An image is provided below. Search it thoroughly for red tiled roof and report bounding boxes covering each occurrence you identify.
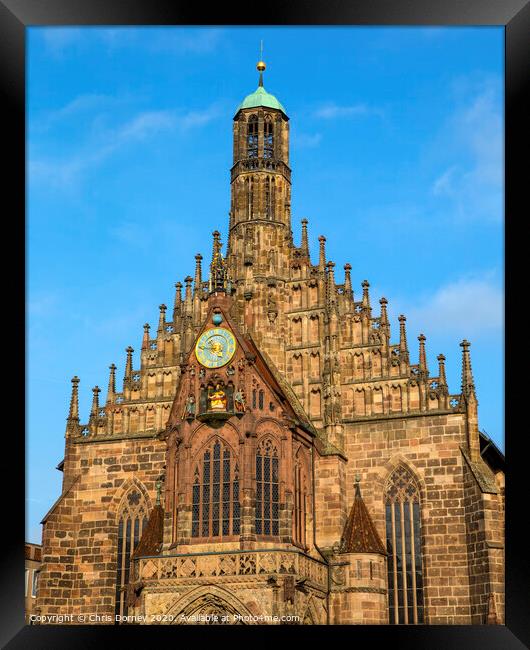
[340,482,386,555]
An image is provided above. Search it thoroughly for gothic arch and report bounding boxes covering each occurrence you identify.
[383,459,426,625]
[189,420,242,453]
[166,585,257,624]
[373,455,427,505]
[109,476,153,518]
[301,595,324,625]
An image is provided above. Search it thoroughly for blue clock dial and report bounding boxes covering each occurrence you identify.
[195,328,236,368]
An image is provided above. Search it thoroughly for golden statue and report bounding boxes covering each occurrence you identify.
[208,383,227,411]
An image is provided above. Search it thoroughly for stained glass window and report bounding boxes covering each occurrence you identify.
[115,489,149,621]
[385,465,424,624]
[191,439,240,539]
[256,439,280,536]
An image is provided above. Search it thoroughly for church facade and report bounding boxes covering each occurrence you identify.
[35,61,504,626]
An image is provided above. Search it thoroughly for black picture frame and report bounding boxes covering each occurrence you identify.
[4,1,528,647]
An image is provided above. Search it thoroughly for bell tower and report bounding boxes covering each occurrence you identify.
[227,58,292,280]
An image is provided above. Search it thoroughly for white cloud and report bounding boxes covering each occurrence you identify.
[41,27,83,57]
[29,105,219,190]
[314,102,384,119]
[430,79,503,222]
[393,272,503,341]
[292,132,322,148]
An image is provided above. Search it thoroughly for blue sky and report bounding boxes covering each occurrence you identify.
[27,26,504,544]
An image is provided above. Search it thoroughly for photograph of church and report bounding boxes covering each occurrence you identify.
[28,28,504,625]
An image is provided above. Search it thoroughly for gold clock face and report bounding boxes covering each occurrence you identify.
[195,327,236,368]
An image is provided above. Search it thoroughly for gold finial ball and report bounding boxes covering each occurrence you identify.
[257,60,266,72]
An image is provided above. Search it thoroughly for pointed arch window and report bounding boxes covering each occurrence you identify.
[247,115,258,159]
[385,465,424,624]
[192,439,240,539]
[256,438,280,536]
[293,451,308,548]
[115,489,149,620]
[264,117,274,159]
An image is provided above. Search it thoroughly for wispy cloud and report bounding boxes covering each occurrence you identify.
[39,26,224,57]
[34,93,137,132]
[393,271,503,341]
[29,105,220,190]
[430,79,503,223]
[314,102,384,119]
[27,291,60,317]
[41,27,84,57]
[292,132,322,148]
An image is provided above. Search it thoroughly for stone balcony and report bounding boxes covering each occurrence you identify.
[134,549,328,592]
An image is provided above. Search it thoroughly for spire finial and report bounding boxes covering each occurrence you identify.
[155,476,163,506]
[398,315,409,363]
[418,333,428,374]
[194,253,203,292]
[67,376,80,422]
[361,279,371,312]
[124,346,134,382]
[90,385,101,418]
[344,264,353,301]
[318,235,326,272]
[300,218,309,256]
[157,304,167,333]
[354,472,362,497]
[437,353,447,387]
[257,41,266,87]
[107,364,116,403]
[460,339,476,398]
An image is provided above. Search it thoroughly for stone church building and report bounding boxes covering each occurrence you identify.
[35,61,504,625]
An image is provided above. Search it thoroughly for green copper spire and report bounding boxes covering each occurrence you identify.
[235,56,287,116]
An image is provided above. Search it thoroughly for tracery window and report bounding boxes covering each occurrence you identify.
[115,489,149,620]
[385,465,424,624]
[247,116,258,159]
[192,439,240,539]
[264,117,274,159]
[255,439,280,536]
